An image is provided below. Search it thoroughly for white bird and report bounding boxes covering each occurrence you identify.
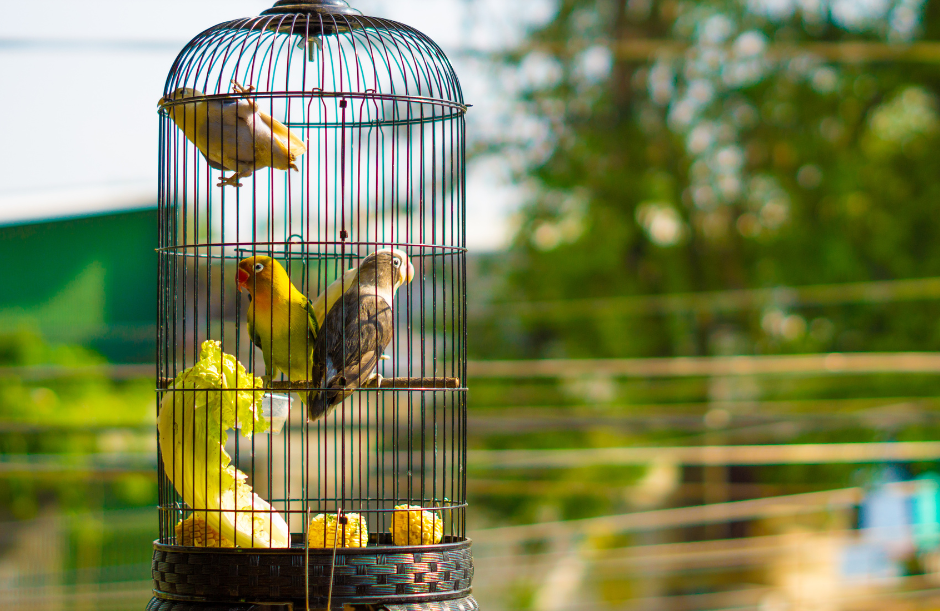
[159,80,306,187]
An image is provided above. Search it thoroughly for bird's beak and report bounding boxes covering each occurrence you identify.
[404,261,415,284]
[237,268,249,292]
[158,97,166,109]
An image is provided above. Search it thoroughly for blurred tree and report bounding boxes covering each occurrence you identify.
[0,331,155,521]
[475,0,940,361]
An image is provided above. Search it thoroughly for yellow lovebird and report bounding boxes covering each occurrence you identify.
[158,80,306,187]
[236,256,358,386]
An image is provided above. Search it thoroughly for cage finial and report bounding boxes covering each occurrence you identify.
[262,0,360,15]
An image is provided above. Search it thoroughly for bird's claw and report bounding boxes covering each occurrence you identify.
[380,354,390,361]
[260,375,272,388]
[231,80,255,97]
[375,373,383,388]
[217,174,243,188]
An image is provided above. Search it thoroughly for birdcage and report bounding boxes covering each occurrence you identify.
[150,1,471,609]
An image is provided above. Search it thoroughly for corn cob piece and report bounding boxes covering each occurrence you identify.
[175,515,235,548]
[308,513,369,548]
[390,504,443,546]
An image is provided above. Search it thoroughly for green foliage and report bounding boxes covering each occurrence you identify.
[0,331,156,520]
[0,328,104,368]
[475,0,940,363]
[0,329,151,427]
[504,579,538,611]
[463,0,940,551]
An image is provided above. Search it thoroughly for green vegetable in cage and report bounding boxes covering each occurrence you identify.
[390,505,443,546]
[157,340,289,548]
[307,513,369,548]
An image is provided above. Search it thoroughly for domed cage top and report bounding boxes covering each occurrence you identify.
[153,1,470,606]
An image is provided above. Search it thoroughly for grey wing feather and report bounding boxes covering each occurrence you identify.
[306,300,336,416]
[323,349,380,405]
[306,292,393,422]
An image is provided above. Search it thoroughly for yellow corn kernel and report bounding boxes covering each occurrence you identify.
[308,513,369,548]
[175,516,235,548]
[390,504,443,546]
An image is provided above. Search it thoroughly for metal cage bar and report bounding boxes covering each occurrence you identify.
[153,2,469,606]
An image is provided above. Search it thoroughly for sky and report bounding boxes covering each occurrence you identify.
[0,0,556,249]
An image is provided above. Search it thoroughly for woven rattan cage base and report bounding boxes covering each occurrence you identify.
[146,595,479,611]
[151,536,473,607]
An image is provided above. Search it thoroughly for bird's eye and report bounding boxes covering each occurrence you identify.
[254,263,265,272]
[392,257,402,268]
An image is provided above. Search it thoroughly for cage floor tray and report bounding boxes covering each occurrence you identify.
[151,536,473,606]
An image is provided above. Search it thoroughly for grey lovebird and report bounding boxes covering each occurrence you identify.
[158,80,306,187]
[306,249,415,421]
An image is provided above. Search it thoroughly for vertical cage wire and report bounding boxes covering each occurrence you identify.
[156,7,467,556]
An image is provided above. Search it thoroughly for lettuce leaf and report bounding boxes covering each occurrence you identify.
[157,340,289,548]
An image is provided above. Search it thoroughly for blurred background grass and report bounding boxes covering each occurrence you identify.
[6,0,940,610]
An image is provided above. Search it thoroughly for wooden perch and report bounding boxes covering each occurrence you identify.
[158,377,461,390]
[269,377,461,391]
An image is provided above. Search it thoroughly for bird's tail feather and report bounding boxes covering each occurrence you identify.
[305,376,353,422]
[305,390,331,422]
